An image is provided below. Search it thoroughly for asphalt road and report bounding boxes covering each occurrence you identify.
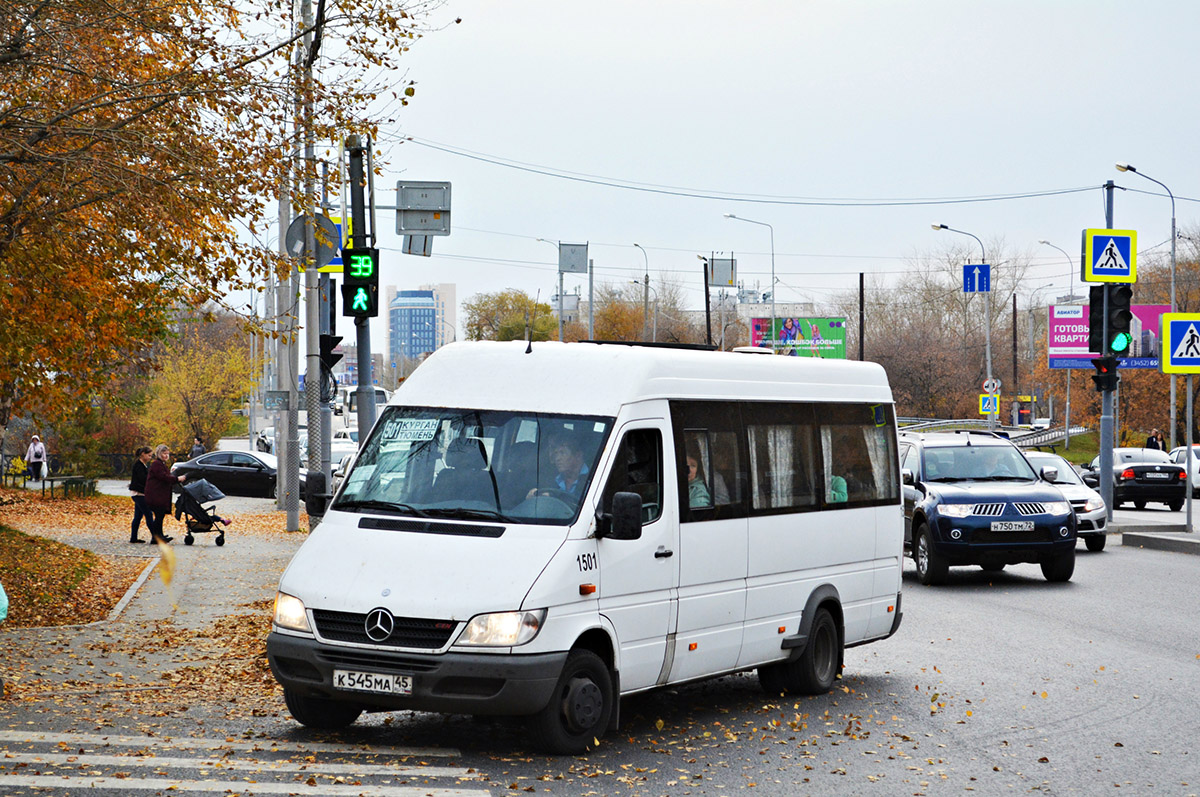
[3,529,1198,796]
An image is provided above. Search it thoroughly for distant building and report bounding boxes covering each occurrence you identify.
[386,283,456,364]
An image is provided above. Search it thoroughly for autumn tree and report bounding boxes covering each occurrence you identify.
[829,240,1034,418]
[0,0,435,452]
[139,313,255,453]
[463,290,556,341]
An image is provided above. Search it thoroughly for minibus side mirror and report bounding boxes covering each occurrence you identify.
[597,491,643,540]
[1039,465,1059,483]
[305,472,328,518]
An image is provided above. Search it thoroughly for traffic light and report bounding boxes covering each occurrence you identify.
[1087,285,1105,353]
[340,246,379,318]
[1091,355,1119,392]
[1106,283,1134,354]
[319,334,343,370]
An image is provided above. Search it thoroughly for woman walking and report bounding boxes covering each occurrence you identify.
[144,444,186,543]
[128,446,152,543]
[25,435,46,480]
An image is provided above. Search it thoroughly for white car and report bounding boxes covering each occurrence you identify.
[1167,445,1200,496]
[1030,417,1052,431]
[1025,451,1107,552]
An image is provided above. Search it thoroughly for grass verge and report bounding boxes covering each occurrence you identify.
[0,525,145,627]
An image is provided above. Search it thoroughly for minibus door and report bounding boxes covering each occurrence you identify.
[595,423,679,693]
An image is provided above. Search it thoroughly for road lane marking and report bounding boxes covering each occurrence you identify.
[0,775,488,796]
[0,751,470,778]
[0,730,458,757]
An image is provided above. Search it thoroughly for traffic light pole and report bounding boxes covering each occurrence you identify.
[347,137,377,435]
[1099,181,1115,521]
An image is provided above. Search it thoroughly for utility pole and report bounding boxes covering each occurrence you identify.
[301,0,322,530]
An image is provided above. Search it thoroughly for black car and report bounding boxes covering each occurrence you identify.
[171,450,306,499]
[1080,448,1186,511]
[899,430,1077,585]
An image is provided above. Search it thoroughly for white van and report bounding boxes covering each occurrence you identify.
[268,341,904,753]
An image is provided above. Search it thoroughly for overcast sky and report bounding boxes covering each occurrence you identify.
[315,0,1200,343]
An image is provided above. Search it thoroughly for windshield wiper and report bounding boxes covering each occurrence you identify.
[333,499,430,517]
[927,476,970,482]
[422,507,512,522]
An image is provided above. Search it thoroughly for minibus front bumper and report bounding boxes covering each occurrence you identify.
[267,631,568,716]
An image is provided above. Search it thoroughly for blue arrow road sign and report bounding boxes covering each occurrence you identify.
[963,264,991,293]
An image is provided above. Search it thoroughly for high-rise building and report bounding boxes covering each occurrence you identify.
[386,283,456,365]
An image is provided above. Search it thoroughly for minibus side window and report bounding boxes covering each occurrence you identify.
[744,403,818,514]
[670,401,748,522]
[817,403,899,507]
[599,429,663,524]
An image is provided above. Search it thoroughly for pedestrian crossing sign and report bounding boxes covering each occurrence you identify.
[979,394,999,415]
[1081,228,1137,283]
[1161,313,1200,373]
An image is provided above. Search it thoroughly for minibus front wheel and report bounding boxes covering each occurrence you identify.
[530,649,614,754]
[284,689,362,730]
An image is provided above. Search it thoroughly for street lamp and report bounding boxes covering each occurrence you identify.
[933,223,993,428]
[1039,240,1083,447]
[537,238,564,341]
[724,213,775,345]
[634,243,650,341]
[1116,162,1177,447]
[631,279,658,340]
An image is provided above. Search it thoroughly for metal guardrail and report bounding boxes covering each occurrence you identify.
[897,420,1091,450]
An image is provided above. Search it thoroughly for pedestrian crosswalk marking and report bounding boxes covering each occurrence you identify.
[0,751,469,778]
[0,730,458,758]
[0,775,486,796]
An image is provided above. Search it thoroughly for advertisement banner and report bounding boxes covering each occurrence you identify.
[750,317,847,358]
[1047,303,1170,369]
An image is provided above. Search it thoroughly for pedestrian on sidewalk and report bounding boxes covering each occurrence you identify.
[128,446,153,543]
[190,436,205,459]
[145,444,186,544]
[25,435,46,480]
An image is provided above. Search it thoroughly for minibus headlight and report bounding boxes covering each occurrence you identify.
[939,503,973,518]
[273,592,311,633]
[457,610,546,647]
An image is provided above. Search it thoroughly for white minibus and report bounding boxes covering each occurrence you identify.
[268,341,904,753]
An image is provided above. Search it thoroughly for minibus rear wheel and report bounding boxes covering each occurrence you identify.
[757,608,841,696]
[284,689,362,729]
[530,649,613,754]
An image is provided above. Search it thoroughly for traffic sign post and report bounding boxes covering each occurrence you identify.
[1159,312,1200,534]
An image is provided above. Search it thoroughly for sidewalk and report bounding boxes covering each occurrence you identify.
[1111,506,1200,556]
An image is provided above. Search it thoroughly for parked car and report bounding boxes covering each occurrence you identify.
[256,426,275,453]
[1024,451,1107,552]
[899,430,1077,585]
[330,427,359,461]
[171,450,306,499]
[1080,448,1186,511]
[1167,445,1200,497]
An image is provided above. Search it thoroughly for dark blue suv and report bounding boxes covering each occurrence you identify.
[899,431,1077,585]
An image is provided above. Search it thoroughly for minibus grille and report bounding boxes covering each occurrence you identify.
[312,609,458,649]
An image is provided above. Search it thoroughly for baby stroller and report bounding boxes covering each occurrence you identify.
[174,479,229,547]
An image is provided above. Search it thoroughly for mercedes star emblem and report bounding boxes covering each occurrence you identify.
[364,608,394,642]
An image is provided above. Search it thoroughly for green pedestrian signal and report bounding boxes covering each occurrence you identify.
[340,246,379,318]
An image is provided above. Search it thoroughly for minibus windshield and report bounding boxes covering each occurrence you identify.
[333,407,613,525]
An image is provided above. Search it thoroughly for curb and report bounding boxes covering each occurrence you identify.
[1120,530,1200,556]
[105,557,160,623]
